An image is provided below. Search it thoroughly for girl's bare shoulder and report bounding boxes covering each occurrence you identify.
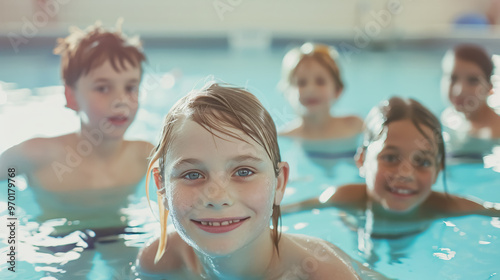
[277,234,359,280]
[137,230,192,274]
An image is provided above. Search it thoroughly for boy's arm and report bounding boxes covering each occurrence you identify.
[0,139,44,181]
[281,184,366,215]
[428,192,500,217]
[0,144,28,181]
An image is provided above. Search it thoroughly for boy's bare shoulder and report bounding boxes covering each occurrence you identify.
[137,230,192,274]
[124,140,155,159]
[5,135,72,163]
[279,234,359,279]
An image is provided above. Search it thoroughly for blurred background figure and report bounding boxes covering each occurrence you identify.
[441,44,500,161]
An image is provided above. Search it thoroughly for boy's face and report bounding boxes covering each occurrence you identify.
[66,59,141,139]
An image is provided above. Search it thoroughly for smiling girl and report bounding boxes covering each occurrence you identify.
[283,97,500,237]
[135,83,371,279]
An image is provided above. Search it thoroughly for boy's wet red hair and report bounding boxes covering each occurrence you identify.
[54,21,146,87]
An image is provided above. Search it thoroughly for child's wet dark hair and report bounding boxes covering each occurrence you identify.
[452,44,493,84]
[362,97,447,190]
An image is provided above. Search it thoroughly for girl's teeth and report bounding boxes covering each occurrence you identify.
[391,188,413,194]
[199,219,243,226]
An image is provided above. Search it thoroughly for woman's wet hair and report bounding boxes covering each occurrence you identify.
[147,82,283,253]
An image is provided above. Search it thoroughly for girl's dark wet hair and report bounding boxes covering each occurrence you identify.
[453,44,493,84]
[363,97,446,173]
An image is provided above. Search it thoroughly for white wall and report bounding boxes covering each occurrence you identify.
[0,0,495,40]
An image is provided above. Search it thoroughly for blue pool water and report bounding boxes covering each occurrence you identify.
[1,44,499,279]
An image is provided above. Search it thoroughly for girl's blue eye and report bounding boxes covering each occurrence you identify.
[184,172,203,180]
[235,169,253,177]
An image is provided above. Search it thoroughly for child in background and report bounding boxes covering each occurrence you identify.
[278,43,364,172]
[136,83,388,279]
[283,97,500,237]
[279,43,363,140]
[441,44,500,159]
[0,22,154,235]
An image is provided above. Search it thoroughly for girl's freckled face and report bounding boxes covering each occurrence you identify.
[163,120,278,256]
[361,120,441,213]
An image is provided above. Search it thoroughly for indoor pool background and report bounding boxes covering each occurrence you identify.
[0,43,499,279]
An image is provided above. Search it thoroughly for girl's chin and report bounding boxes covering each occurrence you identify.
[384,204,417,214]
[195,244,240,257]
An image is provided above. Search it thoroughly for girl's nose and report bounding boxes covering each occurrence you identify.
[203,181,234,209]
[395,161,415,182]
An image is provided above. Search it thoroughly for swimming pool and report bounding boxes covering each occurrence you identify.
[1,44,499,279]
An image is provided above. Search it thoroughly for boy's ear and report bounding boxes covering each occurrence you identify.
[354,147,366,177]
[153,167,164,190]
[64,85,79,111]
[274,162,290,206]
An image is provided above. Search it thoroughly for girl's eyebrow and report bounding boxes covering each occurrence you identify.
[384,145,435,155]
[172,158,203,169]
[172,155,264,170]
[382,146,399,152]
[126,78,140,83]
[229,155,264,165]
[94,78,111,83]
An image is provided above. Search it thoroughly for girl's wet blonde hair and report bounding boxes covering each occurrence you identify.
[145,82,283,263]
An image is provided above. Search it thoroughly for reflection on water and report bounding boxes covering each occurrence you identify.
[0,188,160,279]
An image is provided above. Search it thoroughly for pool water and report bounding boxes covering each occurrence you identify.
[279,138,500,280]
[1,45,499,279]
